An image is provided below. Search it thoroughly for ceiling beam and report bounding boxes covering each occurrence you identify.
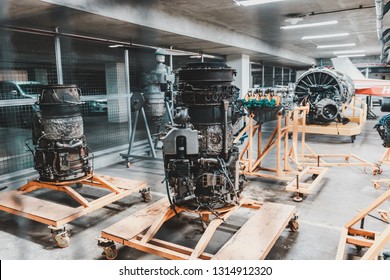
[40,0,315,66]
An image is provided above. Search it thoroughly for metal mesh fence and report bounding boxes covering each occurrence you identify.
[0,27,297,176]
[0,29,160,176]
[0,30,57,175]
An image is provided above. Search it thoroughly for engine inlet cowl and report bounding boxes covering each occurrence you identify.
[294,67,354,124]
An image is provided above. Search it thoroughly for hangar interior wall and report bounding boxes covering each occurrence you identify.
[0,28,297,177]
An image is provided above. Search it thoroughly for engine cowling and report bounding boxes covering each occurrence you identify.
[294,68,354,124]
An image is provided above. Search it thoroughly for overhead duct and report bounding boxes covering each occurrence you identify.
[376,0,390,63]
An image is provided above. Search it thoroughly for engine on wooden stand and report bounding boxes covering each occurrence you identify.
[30,84,92,182]
[162,62,243,212]
[294,67,354,124]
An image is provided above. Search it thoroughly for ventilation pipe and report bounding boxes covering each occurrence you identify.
[376,0,384,61]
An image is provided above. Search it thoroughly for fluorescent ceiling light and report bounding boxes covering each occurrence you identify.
[285,18,303,25]
[317,43,356,49]
[235,0,285,6]
[281,20,338,29]
[337,54,366,58]
[108,44,124,48]
[333,50,365,55]
[301,33,349,40]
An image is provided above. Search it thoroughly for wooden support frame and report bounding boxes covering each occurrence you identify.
[336,188,390,260]
[374,148,390,174]
[234,107,328,195]
[284,99,375,171]
[287,97,367,139]
[99,197,297,260]
[0,174,147,227]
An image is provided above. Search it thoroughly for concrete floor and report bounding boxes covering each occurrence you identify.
[0,107,390,260]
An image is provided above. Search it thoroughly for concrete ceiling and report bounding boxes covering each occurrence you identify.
[0,0,388,68]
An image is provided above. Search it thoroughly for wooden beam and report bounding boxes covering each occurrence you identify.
[140,208,177,244]
[336,227,348,260]
[361,225,390,260]
[345,189,390,228]
[189,205,239,259]
[62,186,91,207]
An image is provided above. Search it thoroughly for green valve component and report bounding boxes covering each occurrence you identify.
[241,98,276,108]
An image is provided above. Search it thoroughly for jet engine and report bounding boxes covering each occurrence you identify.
[374,114,390,147]
[143,49,175,124]
[294,68,354,124]
[162,62,243,211]
[30,85,92,182]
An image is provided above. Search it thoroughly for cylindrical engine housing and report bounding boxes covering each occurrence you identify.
[162,62,243,210]
[32,84,92,182]
[294,68,354,124]
[374,114,390,147]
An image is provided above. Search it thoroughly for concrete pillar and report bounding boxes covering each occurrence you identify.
[227,54,250,98]
[105,62,128,123]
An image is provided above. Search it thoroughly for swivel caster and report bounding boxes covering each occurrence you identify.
[372,168,383,176]
[49,225,70,248]
[288,220,299,232]
[288,212,300,232]
[97,238,118,260]
[140,188,152,202]
[103,245,118,260]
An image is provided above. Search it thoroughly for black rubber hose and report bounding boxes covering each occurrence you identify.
[164,171,177,214]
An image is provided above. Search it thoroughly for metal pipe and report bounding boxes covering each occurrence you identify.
[376,0,384,40]
[376,0,384,61]
[0,24,206,57]
[124,49,133,148]
[222,99,229,159]
[54,27,63,84]
[141,107,157,158]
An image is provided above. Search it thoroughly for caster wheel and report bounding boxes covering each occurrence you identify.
[311,174,318,180]
[55,234,70,248]
[373,168,383,176]
[104,246,118,260]
[140,188,152,202]
[76,182,83,188]
[126,161,131,168]
[289,220,299,232]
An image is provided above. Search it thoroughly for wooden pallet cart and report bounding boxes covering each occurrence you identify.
[97,197,298,260]
[285,101,376,173]
[336,187,390,260]
[0,174,148,248]
[234,106,328,199]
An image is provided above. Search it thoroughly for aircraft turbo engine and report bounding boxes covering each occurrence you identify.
[374,114,390,147]
[294,67,354,124]
[30,85,92,182]
[162,62,243,211]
